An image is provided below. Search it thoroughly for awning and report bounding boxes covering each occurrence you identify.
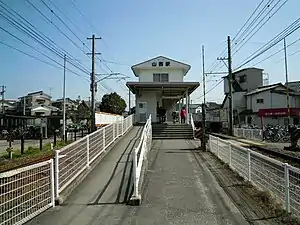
[126,82,200,97]
[258,108,300,117]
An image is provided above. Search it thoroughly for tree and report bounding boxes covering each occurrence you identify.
[100,92,126,115]
[77,101,90,120]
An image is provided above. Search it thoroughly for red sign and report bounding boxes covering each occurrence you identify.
[258,108,300,117]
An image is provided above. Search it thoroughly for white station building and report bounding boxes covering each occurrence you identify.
[126,56,200,123]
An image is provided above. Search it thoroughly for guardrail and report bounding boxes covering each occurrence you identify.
[190,114,195,138]
[95,112,124,125]
[0,159,55,225]
[234,128,263,141]
[0,115,133,225]
[131,115,152,205]
[209,134,300,215]
[55,115,133,199]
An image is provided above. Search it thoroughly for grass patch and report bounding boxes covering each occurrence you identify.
[0,140,73,173]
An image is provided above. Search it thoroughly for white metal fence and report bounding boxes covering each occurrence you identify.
[0,115,133,225]
[234,128,263,141]
[55,115,133,199]
[209,135,300,215]
[0,159,55,225]
[190,114,195,138]
[132,115,152,201]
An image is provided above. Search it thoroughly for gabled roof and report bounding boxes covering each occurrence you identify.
[245,83,284,96]
[131,56,191,77]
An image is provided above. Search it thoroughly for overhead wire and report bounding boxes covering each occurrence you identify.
[251,36,300,66]
[235,17,300,70]
[0,4,90,75]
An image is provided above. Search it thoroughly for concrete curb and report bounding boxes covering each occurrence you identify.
[55,126,134,205]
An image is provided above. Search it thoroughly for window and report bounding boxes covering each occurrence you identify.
[239,74,247,83]
[159,62,163,67]
[166,61,170,66]
[153,73,169,82]
[139,103,144,108]
[152,62,157,67]
[161,73,169,82]
[153,73,160,82]
[256,98,264,104]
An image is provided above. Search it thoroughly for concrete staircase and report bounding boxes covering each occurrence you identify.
[152,123,194,139]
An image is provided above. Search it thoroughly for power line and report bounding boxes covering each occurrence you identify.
[0,0,91,74]
[252,36,300,66]
[235,17,300,70]
[232,0,288,56]
[0,40,89,81]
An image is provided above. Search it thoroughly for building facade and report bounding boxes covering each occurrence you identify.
[127,56,199,123]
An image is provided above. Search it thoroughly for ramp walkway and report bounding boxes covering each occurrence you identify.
[25,134,251,225]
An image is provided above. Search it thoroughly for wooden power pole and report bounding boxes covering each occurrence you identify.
[227,36,233,136]
[201,45,207,151]
[87,34,101,132]
[0,85,6,114]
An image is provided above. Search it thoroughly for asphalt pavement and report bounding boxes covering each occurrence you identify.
[26,135,249,225]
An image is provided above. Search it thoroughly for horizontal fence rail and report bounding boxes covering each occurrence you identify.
[0,159,54,225]
[209,135,300,215]
[132,115,152,201]
[55,115,133,198]
[234,128,263,141]
[0,115,133,225]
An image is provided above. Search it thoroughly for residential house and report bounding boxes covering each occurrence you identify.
[0,99,16,114]
[52,98,79,111]
[126,56,200,123]
[245,83,300,126]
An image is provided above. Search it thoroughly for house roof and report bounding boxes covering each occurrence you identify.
[222,67,264,78]
[26,91,51,99]
[245,83,285,96]
[131,56,191,77]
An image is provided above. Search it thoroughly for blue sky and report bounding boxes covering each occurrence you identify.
[1,0,300,106]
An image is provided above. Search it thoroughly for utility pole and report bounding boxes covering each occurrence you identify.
[201,45,207,151]
[227,36,233,136]
[128,89,131,114]
[284,38,290,124]
[218,36,233,136]
[62,54,66,141]
[87,34,101,132]
[0,86,6,114]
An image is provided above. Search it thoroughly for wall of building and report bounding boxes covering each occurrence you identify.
[135,91,158,122]
[138,68,184,82]
[224,68,263,94]
[246,90,297,112]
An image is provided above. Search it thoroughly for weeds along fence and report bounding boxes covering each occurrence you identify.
[209,135,300,215]
[0,115,133,225]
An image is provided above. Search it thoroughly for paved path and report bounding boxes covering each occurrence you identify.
[26,126,144,225]
[26,134,250,225]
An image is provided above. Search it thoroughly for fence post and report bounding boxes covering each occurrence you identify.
[54,150,60,200]
[251,129,254,140]
[86,136,90,168]
[132,147,138,197]
[284,163,291,213]
[209,135,212,151]
[229,143,232,167]
[113,123,115,140]
[247,149,251,181]
[217,138,220,158]
[103,128,106,151]
[50,159,55,207]
[243,129,245,138]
